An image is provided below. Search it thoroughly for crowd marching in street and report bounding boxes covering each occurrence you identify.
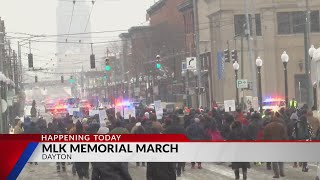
[13,101,320,180]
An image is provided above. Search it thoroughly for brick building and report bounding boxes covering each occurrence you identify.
[178,0,211,108]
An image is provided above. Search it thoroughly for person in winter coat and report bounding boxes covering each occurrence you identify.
[235,109,249,126]
[287,112,299,140]
[24,121,40,134]
[151,115,164,132]
[14,120,24,134]
[186,118,207,169]
[74,120,89,179]
[147,127,176,180]
[163,118,187,177]
[206,120,223,141]
[306,111,320,139]
[221,114,234,139]
[226,121,250,180]
[246,113,262,140]
[292,115,313,172]
[263,116,288,178]
[132,124,146,167]
[110,121,130,134]
[91,162,132,180]
[91,124,132,180]
[97,121,109,134]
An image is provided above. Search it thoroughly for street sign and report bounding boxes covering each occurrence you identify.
[186,57,196,70]
[224,100,236,112]
[237,79,248,89]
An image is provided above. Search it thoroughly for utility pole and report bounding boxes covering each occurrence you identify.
[305,0,313,108]
[245,0,257,97]
[193,0,202,108]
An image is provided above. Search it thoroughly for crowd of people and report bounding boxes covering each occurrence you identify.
[12,103,320,180]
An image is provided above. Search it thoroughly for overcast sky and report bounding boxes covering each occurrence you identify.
[0,0,155,80]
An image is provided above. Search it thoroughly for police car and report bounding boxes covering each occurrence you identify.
[262,98,286,111]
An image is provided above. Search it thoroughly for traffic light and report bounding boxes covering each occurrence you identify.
[61,75,64,83]
[35,75,38,83]
[69,76,75,84]
[231,50,238,62]
[224,49,230,62]
[28,53,33,68]
[103,75,107,80]
[156,55,161,69]
[105,58,111,71]
[90,54,95,69]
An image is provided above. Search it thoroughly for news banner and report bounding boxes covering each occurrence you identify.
[3,134,320,179]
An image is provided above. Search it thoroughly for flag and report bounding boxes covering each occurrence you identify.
[217,51,224,80]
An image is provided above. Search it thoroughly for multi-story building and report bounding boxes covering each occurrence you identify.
[205,0,320,105]
[178,0,211,108]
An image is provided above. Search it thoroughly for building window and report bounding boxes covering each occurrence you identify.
[255,14,262,36]
[277,12,291,34]
[234,15,246,36]
[277,11,320,34]
[311,11,320,32]
[234,14,262,36]
[292,11,304,33]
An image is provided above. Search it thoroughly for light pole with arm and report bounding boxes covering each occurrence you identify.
[281,51,289,108]
[256,57,263,113]
[233,61,240,107]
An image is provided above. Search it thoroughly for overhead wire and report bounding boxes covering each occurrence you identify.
[84,0,96,33]
[66,0,76,40]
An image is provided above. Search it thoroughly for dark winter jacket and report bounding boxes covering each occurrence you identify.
[247,118,262,140]
[91,162,132,180]
[186,122,208,140]
[292,116,313,140]
[146,162,176,180]
[163,124,186,135]
[226,121,250,169]
[263,118,288,140]
[24,122,41,134]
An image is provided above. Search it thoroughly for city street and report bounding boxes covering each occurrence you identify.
[18,162,318,180]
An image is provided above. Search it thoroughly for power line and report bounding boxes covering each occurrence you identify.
[84,0,96,33]
[67,0,76,40]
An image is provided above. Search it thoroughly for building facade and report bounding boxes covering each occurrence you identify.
[206,0,320,105]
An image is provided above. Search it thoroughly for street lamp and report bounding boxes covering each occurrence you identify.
[281,51,289,108]
[233,61,240,106]
[310,45,320,110]
[256,57,263,113]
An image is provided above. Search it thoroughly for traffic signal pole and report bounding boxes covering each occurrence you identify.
[193,0,202,108]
